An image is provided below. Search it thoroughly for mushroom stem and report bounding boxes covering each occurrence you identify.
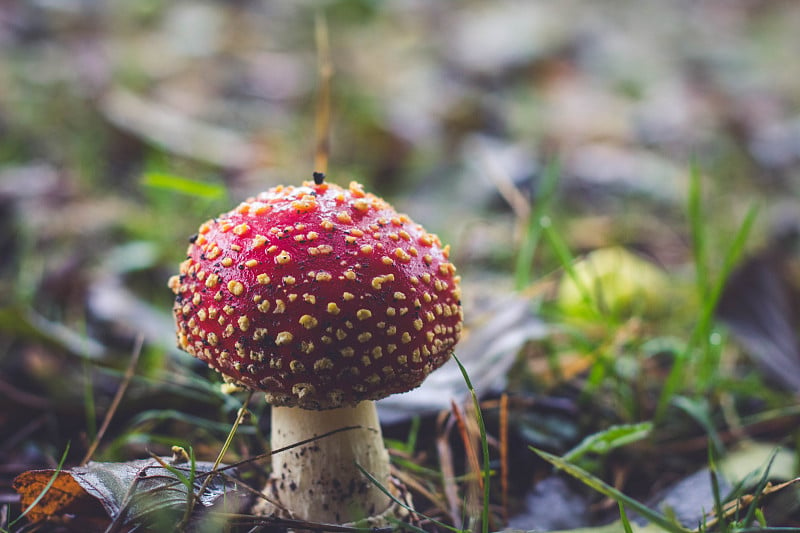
[259,401,400,524]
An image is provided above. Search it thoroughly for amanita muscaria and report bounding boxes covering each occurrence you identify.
[169,174,463,525]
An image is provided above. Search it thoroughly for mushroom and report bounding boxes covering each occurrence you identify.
[168,175,463,525]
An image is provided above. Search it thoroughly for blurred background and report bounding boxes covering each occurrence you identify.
[2,0,800,529]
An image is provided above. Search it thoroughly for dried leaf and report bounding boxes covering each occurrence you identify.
[13,457,248,529]
[13,469,101,527]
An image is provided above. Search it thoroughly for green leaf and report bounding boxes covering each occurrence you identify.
[531,447,692,533]
[142,172,226,199]
[562,422,653,463]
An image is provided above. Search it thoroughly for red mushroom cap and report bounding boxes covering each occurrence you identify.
[169,179,463,409]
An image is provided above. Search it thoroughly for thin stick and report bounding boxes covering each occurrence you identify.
[187,391,254,521]
[451,400,483,490]
[81,335,143,465]
[499,393,509,524]
[435,409,462,529]
[313,11,333,174]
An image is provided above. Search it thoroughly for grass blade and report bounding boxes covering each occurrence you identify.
[142,172,226,199]
[656,201,759,421]
[687,161,708,300]
[452,353,491,533]
[531,447,691,533]
[514,159,561,290]
[562,422,653,463]
[9,442,71,528]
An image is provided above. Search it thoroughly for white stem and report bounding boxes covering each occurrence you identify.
[260,401,396,524]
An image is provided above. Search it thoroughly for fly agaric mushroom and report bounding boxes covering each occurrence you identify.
[168,175,463,525]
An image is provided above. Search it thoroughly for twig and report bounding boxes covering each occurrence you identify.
[183,391,254,526]
[499,393,509,524]
[451,400,483,490]
[435,409,461,529]
[313,11,333,174]
[81,335,143,465]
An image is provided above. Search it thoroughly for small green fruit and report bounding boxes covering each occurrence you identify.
[557,246,670,320]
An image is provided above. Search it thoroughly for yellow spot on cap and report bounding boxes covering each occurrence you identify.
[300,340,315,354]
[275,331,293,345]
[221,257,233,267]
[336,211,353,224]
[227,280,244,296]
[283,275,296,285]
[314,358,334,371]
[289,360,305,373]
[413,318,423,331]
[343,292,355,301]
[274,299,286,313]
[233,223,250,236]
[257,300,271,313]
[360,244,374,255]
[358,332,373,343]
[245,259,258,268]
[381,256,394,266]
[257,273,271,285]
[303,293,316,304]
[401,332,412,344]
[207,332,218,346]
[327,302,341,315]
[299,315,319,329]
[357,309,373,320]
[349,181,366,197]
[344,270,357,281]
[316,271,333,282]
[275,250,291,264]
[291,197,318,212]
[393,291,406,300]
[340,347,354,357]
[238,316,250,331]
[252,235,268,248]
[393,248,411,262]
[206,246,221,260]
[353,199,369,212]
[205,273,220,288]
